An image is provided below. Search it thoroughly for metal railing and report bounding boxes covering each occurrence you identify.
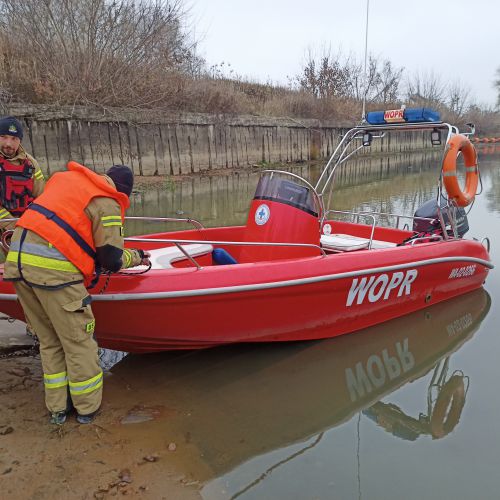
[315,122,457,196]
[124,237,326,270]
[333,210,436,231]
[1,215,205,230]
[321,209,446,250]
[481,237,491,253]
[125,216,204,230]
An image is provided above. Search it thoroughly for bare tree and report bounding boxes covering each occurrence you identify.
[404,71,446,108]
[370,60,403,104]
[446,80,471,118]
[463,103,500,135]
[296,48,352,99]
[0,0,203,107]
[296,48,403,105]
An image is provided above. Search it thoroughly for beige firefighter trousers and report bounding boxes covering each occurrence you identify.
[14,280,102,416]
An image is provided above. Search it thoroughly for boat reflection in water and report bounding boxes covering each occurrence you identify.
[107,288,490,495]
[363,357,468,441]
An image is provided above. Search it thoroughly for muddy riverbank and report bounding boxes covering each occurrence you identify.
[0,323,200,500]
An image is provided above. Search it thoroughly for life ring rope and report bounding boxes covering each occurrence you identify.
[442,134,479,207]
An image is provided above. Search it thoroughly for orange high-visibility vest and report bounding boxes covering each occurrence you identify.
[16,161,130,277]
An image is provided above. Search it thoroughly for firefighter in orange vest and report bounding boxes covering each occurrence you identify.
[3,161,150,425]
[0,116,45,233]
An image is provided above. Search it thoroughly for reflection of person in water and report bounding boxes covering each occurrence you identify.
[363,366,467,440]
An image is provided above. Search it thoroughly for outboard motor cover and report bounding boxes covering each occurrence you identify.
[413,196,469,237]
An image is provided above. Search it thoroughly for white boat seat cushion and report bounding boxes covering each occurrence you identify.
[320,234,396,252]
[133,244,214,269]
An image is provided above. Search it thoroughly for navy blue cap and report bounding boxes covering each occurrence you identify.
[106,165,134,197]
[0,116,23,140]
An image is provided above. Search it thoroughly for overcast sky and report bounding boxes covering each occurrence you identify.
[189,0,499,107]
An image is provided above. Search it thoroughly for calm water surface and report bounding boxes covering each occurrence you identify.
[109,150,500,500]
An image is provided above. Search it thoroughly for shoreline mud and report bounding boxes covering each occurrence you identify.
[0,322,201,500]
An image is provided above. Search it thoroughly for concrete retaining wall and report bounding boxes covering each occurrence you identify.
[3,104,433,176]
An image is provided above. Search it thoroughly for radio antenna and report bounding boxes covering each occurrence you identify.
[361,0,370,122]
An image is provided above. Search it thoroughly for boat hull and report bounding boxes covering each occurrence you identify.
[0,234,491,352]
[105,287,490,479]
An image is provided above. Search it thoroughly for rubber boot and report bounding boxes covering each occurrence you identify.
[50,411,67,425]
[49,389,74,425]
[76,409,99,424]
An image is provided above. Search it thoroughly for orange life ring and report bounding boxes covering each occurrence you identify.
[430,374,465,439]
[442,134,478,207]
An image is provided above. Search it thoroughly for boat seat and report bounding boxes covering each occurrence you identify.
[133,243,214,270]
[320,234,397,252]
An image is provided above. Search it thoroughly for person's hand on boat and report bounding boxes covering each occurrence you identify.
[135,249,151,266]
[140,250,151,266]
[121,248,152,269]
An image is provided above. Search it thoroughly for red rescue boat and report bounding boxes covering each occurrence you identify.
[0,109,493,352]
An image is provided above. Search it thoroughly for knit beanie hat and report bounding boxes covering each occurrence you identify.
[106,165,134,197]
[0,116,23,140]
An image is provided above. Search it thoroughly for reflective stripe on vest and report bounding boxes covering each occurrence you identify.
[6,250,79,272]
[69,371,103,396]
[44,371,69,389]
[10,240,67,258]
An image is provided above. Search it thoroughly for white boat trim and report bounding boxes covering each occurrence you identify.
[0,255,492,302]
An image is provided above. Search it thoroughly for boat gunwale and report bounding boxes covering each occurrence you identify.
[0,253,491,302]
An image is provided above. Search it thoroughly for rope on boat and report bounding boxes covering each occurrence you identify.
[96,261,153,294]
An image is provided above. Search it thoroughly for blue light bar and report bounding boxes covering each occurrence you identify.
[365,108,441,125]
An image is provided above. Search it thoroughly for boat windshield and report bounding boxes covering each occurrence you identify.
[254,171,320,216]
